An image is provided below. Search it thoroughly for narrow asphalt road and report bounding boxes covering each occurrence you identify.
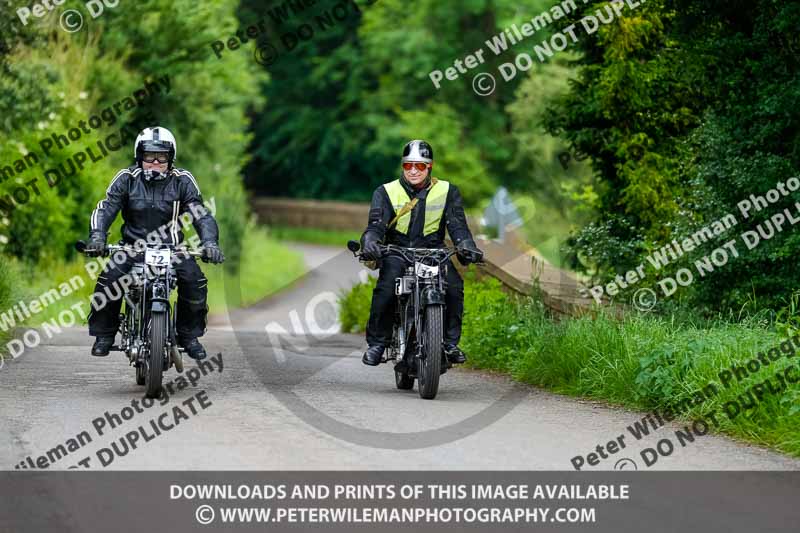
[1,243,798,471]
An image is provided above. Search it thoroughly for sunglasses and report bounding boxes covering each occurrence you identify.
[142,152,170,164]
[402,162,429,171]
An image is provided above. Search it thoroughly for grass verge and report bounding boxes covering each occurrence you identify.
[204,223,305,312]
[265,225,359,247]
[0,259,23,353]
[338,271,800,457]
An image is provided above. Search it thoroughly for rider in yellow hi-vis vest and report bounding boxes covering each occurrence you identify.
[359,140,483,367]
[383,178,450,235]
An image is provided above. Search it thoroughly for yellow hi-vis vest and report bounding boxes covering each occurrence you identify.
[383,178,450,236]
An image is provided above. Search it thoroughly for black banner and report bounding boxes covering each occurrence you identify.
[1,471,798,532]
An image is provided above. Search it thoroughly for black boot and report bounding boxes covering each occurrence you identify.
[362,345,385,366]
[91,336,115,357]
[180,337,207,361]
[443,344,466,364]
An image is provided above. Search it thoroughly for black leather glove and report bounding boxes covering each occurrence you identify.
[202,242,225,264]
[456,241,483,266]
[85,233,107,257]
[361,233,382,262]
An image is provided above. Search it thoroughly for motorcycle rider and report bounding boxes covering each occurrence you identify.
[360,140,483,366]
[84,127,225,361]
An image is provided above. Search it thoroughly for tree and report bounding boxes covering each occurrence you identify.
[548,0,800,312]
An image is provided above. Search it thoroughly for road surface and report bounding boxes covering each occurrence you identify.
[1,243,798,471]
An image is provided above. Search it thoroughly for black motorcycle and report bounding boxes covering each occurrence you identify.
[348,241,473,399]
[76,240,204,398]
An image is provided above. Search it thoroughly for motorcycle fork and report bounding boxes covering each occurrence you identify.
[136,270,149,367]
[149,277,171,370]
[412,274,425,361]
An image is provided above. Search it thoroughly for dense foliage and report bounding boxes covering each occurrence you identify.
[1,0,263,268]
[3,0,798,321]
[241,0,589,207]
[0,0,306,333]
[548,0,800,312]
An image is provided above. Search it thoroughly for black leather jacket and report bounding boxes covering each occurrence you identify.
[89,166,219,245]
[361,176,475,249]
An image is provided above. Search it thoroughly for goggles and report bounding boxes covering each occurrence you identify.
[402,162,429,172]
[142,152,170,164]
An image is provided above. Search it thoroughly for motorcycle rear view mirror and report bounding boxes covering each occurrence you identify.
[347,240,361,253]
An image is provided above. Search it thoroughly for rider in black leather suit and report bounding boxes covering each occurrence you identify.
[84,127,224,360]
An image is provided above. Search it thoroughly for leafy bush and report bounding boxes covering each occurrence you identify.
[0,0,300,348]
[338,275,376,334]
[0,258,22,350]
[548,0,800,313]
[0,0,282,343]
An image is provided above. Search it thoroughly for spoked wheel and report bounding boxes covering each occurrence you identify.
[417,305,443,400]
[145,312,167,399]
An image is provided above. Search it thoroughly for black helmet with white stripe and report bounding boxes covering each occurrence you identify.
[401,140,433,164]
[135,127,177,178]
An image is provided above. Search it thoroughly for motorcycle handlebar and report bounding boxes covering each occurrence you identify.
[381,245,458,257]
[347,240,477,264]
[75,240,204,258]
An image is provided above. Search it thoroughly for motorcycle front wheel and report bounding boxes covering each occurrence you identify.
[145,312,166,399]
[417,305,443,399]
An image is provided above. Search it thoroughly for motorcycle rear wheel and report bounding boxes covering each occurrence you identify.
[395,368,414,389]
[126,307,145,386]
[135,362,146,386]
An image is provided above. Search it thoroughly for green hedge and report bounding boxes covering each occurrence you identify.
[0,259,19,352]
[339,275,377,334]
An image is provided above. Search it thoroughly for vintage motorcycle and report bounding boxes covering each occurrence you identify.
[76,240,204,398]
[348,241,480,399]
